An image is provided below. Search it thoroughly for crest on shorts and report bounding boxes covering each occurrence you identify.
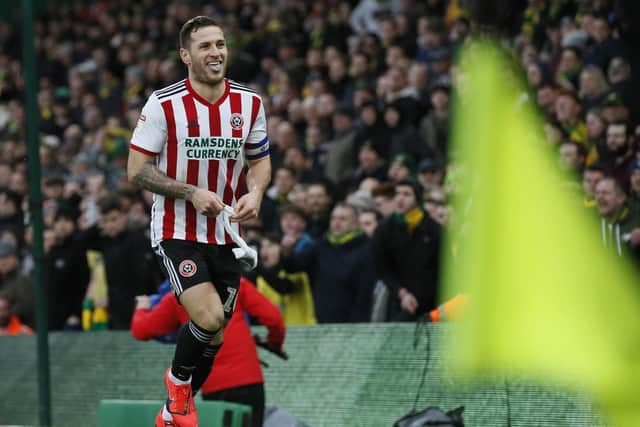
[230,113,244,131]
[178,260,197,278]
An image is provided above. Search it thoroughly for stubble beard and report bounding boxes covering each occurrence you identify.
[193,62,225,87]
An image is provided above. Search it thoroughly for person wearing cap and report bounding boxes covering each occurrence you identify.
[387,153,416,183]
[0,241,33,328]
[417,158,445,192]
[600,92,630,124]
[372,179,442,321]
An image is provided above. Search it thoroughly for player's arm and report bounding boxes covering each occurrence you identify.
[128,151,224,216]
[127,93,224,216]
[128,151,195,200]
[232,97,271,222]
[231,156,271,222]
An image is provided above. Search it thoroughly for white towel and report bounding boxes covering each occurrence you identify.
[220,206,258,271]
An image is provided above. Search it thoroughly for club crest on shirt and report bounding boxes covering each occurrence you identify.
[178,260,197,278]
[230,113,244,131]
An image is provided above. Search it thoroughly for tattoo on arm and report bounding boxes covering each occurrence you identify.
[131,162,195,200]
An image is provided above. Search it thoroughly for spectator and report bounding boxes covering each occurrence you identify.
[131,278,285,427]
[372,180,441,320]
[283,146,319,184]
[417,158,445,192]
[45,206,90,331]
[419,83,450,163]
[77,194,160,329]
[583,15,626,71]
[372,182,396,218]
[554,89,588,145]
[266,166,298,208]
[0,294,32,336]
[630,160,640,216]
[324,105,359,187]
[358,208,381,238]
[555,46,582,91]
[581,165,605,209]
[351,141,388,189]
[600,121,635,190]
[286,203,375,323]
[279,204,315,255]
[387,153,416,183]
[578,65,609,111]
[0,189,24,242]
[0,241,33,328]
[585,108,607,158]
[559,140,586,176]
[594,177,640,260]
[304,181,333,239]
[250,233,316,326]
[384,100,428,162]
[607,56,632,108]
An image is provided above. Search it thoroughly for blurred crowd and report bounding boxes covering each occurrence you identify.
[0,0,638,334]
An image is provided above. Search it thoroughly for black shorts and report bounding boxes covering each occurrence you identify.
[155,239,241,318]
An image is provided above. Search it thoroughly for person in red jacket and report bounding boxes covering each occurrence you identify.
[131,277,285,427]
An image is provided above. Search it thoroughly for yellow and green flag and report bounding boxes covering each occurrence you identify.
[443,40,640,426]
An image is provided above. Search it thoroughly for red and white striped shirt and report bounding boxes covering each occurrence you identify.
[130,78,269,246]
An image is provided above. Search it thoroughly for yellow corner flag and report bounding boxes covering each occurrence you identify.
[443,40,640,426]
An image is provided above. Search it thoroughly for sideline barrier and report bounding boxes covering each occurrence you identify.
[96,399,251,427]
[0,324,603,426]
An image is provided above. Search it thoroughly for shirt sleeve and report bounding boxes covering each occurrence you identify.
[130,293,182,340]
[244,97,270,161]
[237,277,285,348]
[130,93,166,156]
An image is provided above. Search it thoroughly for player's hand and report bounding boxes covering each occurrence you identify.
[231,191,261,223]
[190,188,225,216]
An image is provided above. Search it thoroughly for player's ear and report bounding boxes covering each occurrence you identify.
[180,48,191,66]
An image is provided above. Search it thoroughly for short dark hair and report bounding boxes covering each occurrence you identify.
[372,182,395,199]
[98,194,124,215]
[396,179,423,203]
[179,16,219,49]
[359,208,382,221]
[279,204,307,222]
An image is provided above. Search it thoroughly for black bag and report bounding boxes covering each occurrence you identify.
[393,406,464,427]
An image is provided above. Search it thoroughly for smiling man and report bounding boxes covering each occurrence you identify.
[127,16,271,427]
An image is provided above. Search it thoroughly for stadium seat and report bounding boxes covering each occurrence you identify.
[97,399,252,427]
